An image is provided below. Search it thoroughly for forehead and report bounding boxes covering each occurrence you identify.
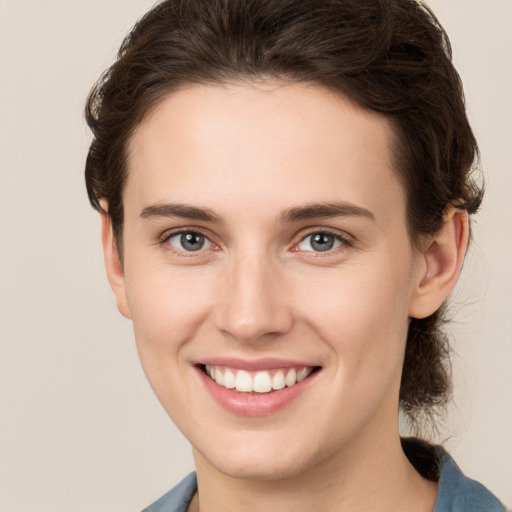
[125,81,405,226]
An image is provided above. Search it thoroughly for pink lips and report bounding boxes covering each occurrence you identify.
[196,358,319,417]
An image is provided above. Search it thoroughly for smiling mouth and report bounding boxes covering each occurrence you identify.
[201,364,320,394]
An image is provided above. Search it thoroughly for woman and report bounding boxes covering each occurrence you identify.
[85,0,506,510]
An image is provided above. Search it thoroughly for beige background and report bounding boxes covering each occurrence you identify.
[0,1,510,510]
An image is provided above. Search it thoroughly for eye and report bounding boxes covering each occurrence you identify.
[166,231,213,252]
[297,232,344,252]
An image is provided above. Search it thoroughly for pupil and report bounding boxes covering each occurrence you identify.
[181,233,204,251]
[312,233,334,252]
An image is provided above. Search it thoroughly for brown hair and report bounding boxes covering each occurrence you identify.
[85,0,482,431]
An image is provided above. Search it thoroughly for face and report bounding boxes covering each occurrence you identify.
[112,81,427,481]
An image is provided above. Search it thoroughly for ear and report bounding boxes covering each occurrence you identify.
[409,207,469,319]
[99,204,132,319]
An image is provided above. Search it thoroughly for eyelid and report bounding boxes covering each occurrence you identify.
[157,226,353,256]
[159,227,219,255]
[159,226,210,242]
[168,232,213,250]
[292,227,354,253]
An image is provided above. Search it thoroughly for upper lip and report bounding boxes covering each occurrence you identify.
[195,357,320,371]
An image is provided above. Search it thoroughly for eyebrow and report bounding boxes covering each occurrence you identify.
[279,202,375,223]
[139,201,375,224]
[140,203,224,223]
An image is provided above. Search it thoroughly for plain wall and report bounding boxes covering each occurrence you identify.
[0,1,510,510]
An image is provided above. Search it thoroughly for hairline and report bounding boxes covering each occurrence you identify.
[114,76,409,250]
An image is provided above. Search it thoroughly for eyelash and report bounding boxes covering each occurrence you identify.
[159,228,217,257]
[159,228,353,257]
[293,229,353,255]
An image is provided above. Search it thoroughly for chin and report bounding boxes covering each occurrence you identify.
[195,433,324,482]
[212,456,309,482]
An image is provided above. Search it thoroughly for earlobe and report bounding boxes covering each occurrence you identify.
[409,207,469,319]
[99,206,132,319]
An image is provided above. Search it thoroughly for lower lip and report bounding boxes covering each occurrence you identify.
[197,367,317,417]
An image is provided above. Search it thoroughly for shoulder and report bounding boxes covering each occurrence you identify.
[402,437,506,512]
[434,446,506,512]
[141,472,197,512]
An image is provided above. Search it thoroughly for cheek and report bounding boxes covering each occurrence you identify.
[295,256,414,379]
[123,264,218,424]
[123,262,217,392]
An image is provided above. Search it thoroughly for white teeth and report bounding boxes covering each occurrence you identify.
[297,367,312,382]
[205,365,314,393]
[235,370,253,392]
[253,371,272,393]
[214,367,224,386]
[272,370,286,390]
[285,368,297,387]
[223,369,236,389]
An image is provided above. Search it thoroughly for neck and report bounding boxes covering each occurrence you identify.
[191,428,438,512]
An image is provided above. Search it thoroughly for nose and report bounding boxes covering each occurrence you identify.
[213,250,293,343]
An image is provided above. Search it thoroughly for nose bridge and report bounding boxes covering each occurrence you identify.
[215,244,291,342]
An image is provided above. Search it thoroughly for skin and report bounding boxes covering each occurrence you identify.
[101,81,468,511]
